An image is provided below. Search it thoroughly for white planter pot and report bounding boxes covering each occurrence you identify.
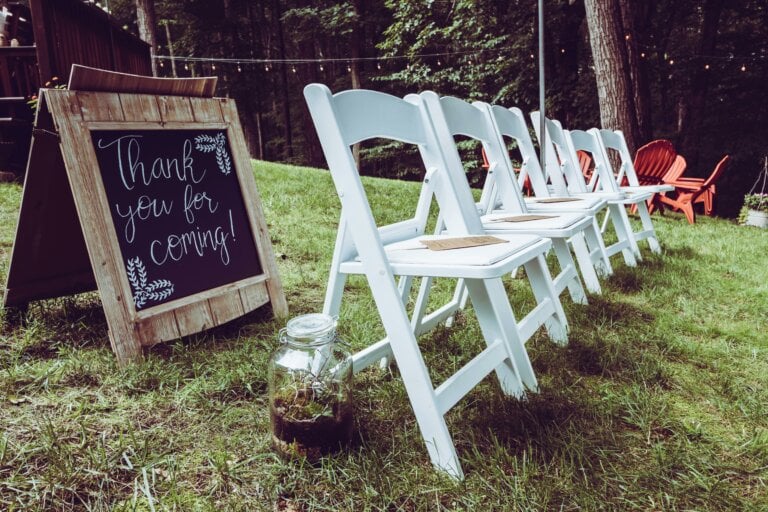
[745,209,768,228]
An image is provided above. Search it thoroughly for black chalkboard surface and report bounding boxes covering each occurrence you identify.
[91,129,263,311]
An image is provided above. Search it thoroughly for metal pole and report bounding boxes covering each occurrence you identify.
[538,0,546,172]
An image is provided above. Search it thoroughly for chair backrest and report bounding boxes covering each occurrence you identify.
[531,112,594,195]
[567,128,622,193]
[488,106,563,199]
[633,139,677,184]
[529,111,576,196]
[701,155,730,190]
[662,155,687,182]
[577,150,593,178]
[306,84,485,239]
[415,94,528,216]
[598,129,641,187]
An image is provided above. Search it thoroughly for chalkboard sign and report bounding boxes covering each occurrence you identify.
[91,129,262,311]
[4,76,287,365]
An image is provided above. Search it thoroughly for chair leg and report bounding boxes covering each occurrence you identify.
[463,278,535,393]
[635,201,662,254]
[522,253,569,346]
[370,280,465,479]
[568,232,602,295]
[551,237,588,304]
[607,203,639,266]
[392,334,464,480]
[682,202,696,224]
[584,217,613,277]
[704,190,714,215]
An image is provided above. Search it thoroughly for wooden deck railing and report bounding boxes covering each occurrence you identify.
[0,0,151,175]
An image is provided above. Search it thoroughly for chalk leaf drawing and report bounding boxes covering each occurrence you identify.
[126,256,174,309]
[194,133,232,175]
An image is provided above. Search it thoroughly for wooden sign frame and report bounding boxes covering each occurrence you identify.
[3,70,287,364]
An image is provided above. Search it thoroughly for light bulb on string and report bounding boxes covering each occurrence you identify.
[377,61,381,70]
[741,64,747,72]
[640,52,646,58]
[347,63,351,72]
[184,62,189,71]
[436,58,441,66]
[212,63,216,71]
[237,63,242,72]
[319,63,324,72]
[292,65,296,73]
[264,64,270,72]
[560,48,565,54]
[159,60,164,68]
[669,59,674,65]
[705,63,710,70]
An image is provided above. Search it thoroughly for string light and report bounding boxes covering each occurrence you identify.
[319,63,324,71]
[669,59,674,65]
[560,48,565,54]
[640,52,646,58]
[291,65,296,73]
[347,63,351,72]
[237,63,242,72]
[184,63,189,71]
[436,58,441,66]
[377,61,381,70]
[212,63,216,70]
[264,64,270,72]
[705,64,710,70]
[741,64,747,71]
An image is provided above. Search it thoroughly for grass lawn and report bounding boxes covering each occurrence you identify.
[1,160,767,511]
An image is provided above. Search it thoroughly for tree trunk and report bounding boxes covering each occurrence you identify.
[617,0,652,144]
[272,0,293,160]
[583,0,639,154]
[162,20,177,78]
[677,0,725,172]
[350,0,365,169]
[135,0,158,77]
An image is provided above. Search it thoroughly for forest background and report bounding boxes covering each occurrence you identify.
[109,0,768,218]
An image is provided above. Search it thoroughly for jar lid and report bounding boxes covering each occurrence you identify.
[285,313,336,340]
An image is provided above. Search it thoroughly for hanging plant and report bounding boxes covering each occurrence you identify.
[740,157,768,228]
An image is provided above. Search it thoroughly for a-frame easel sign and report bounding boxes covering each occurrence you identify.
[3,66,287,365]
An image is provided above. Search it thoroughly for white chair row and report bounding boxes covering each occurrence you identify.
[303,84,662,480]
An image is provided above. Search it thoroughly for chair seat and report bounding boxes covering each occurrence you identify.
[525,195,606,214]
[621,184,674,194]
[613,189,653,202]
[341,234,550,279]
[580,190,626,201]
[482,211,592,237]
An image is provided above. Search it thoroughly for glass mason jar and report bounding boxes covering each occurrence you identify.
[268,313,353,460]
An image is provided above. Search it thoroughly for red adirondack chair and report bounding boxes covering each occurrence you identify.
[633,140,677,185]
[657,155,730,224]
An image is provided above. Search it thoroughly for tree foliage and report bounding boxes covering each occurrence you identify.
[108,0,767,216]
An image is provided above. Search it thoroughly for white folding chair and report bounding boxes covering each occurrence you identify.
[529,113,643,265]
[304,84,568,479]
[597,129,675,195]
[597,129,675,216]
[567,128,662,255]
[417,93,599,300]
[482,105,613,282]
